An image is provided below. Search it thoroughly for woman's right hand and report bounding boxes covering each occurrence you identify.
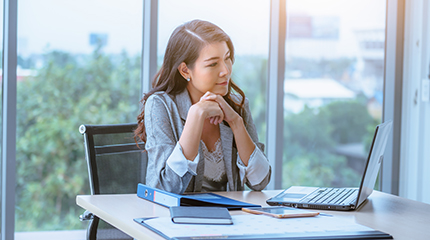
[189,96,224,125]
[179,97,223,161]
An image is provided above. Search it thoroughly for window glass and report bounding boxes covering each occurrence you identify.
[158,0,270,143]
[16,0,142,232]
[283,0,386,188]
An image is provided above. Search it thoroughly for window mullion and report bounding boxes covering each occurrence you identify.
[1,0,18,239]
[266,0,286,190]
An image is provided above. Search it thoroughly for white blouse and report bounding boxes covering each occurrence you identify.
[200,138,228,192]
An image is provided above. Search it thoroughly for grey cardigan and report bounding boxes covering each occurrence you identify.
[144,89,271,194]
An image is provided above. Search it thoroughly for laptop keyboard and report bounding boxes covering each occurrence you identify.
[300,188,358,205]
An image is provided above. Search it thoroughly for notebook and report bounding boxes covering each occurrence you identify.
[170,206,232,225]
[267,120,393,211]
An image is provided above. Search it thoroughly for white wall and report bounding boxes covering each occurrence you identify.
[400,0,430,204]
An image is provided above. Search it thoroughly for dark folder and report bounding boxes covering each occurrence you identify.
[170,206,233,225]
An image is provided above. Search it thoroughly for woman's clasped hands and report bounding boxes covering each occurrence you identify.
[196,91,241,125]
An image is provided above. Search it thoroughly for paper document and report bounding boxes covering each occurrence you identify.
[143,214,371,238]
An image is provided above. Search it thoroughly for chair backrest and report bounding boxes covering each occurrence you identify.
[80,123,147,195]
[79,123,147,240]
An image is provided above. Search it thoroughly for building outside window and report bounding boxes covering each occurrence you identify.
[282,0,386,189]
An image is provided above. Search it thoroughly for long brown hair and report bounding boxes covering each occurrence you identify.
[135,19,246,142]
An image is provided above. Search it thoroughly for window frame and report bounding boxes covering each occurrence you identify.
[381,0,405,195]
[1,0,17,239]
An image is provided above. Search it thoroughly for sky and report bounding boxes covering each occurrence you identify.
[8,0,385,59]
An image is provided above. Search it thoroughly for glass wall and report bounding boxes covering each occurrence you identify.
[158,0,270,143]
[16,0,142,231]
[282,0,386,188]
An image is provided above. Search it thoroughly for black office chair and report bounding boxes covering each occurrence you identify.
[79,123,147,240]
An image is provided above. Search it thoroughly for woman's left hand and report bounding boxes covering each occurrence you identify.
[201,91,241,125]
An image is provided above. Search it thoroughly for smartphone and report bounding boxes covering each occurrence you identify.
[242,206,320,218]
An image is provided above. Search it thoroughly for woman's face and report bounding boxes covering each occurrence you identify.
[186,41,232,102]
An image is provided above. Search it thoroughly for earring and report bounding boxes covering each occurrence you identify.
[186,77,190,82]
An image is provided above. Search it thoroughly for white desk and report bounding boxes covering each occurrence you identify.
[76,190,430,239]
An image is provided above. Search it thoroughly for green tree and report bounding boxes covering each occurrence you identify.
[318,100,374,144]
[16,47,141,230]
[233,55,268,143]
[283,100,375,189]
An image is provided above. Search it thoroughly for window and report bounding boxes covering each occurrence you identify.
[16,0,142,232]
[282,0,386,188]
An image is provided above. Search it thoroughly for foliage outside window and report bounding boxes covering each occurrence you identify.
[16,46,141,230]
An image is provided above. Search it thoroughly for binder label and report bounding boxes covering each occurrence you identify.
[154,191,178,207]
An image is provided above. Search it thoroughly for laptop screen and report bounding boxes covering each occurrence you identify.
[355,120,393,207]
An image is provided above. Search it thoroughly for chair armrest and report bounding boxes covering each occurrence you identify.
[79,210,94,221]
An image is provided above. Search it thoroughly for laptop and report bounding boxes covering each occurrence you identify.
[267,120,393,211]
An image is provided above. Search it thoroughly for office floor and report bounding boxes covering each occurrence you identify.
[15,230,86,240]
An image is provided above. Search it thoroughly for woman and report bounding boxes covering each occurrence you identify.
[135,19,271,194]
